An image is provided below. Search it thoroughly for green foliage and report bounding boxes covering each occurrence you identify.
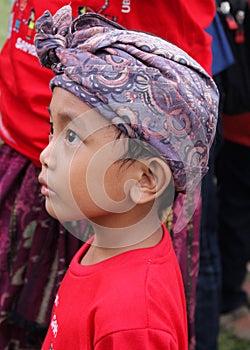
[219,330,250,350]
[0,0,11,48]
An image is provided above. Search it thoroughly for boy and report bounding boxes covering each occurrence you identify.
[34,6,218,349]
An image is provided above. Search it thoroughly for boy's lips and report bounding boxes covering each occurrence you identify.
[38,174,55,197]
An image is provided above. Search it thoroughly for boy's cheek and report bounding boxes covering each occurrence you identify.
[104,166,127,202]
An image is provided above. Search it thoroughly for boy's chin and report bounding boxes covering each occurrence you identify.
[45,200,87,223]
[45,202,58,220]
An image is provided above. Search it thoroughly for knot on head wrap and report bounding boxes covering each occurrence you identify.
[35,6,123,73]
[35,5,219,193]
[35,6,73,73]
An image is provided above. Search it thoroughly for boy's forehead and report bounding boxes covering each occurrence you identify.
[50,87,111,133]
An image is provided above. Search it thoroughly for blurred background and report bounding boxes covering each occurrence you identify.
[0,0,11,47]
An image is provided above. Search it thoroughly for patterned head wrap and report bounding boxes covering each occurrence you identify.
[35,5,219,193]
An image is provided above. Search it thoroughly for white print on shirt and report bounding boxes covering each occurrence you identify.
[15,37,37,56]
[51,314,59,338]
[121,0,131,13]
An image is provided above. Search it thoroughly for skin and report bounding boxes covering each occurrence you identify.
[39,87,171,264]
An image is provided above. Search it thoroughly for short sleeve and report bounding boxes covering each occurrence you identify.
[94,328,182,350]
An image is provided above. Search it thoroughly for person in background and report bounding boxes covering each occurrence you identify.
[216,0,250,341]
[0,1,216,348]
[195,7,235,349]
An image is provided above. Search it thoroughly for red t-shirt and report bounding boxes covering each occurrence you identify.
[0,0,215,167]
[42,225,188,349]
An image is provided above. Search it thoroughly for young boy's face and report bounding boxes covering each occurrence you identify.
[39,87,140,225]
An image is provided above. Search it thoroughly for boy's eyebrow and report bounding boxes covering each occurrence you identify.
[47,105,77,124]
[47,103,111,135]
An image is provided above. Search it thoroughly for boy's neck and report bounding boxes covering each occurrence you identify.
[80,224,163,266]
[92,206,162,247]
[80,203,164,265]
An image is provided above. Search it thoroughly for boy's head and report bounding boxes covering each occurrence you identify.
[35,6,219,234]
[39,86,173,228]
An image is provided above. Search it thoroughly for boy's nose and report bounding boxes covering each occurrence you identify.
[40,142,54,168]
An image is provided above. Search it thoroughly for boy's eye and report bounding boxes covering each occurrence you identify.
[49,122,54,135]
[66,129,81,144]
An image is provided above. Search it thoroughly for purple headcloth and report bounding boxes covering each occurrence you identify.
[35,5,219,193]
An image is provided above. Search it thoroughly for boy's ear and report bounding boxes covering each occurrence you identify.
[129,158,172,205]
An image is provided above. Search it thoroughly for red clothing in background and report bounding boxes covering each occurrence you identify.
[222,112,250,147]
[42,225,188,350]
[0,0,215,167]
